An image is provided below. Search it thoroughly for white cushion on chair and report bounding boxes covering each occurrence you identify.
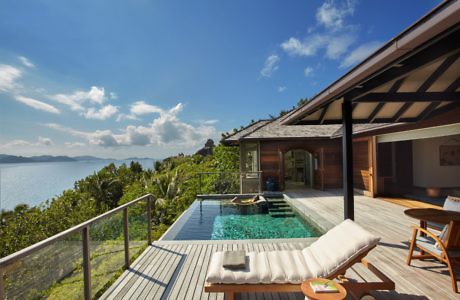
[443,196,460,212]
[206,250,312,284]
[206,220,380,284]
[303,219,380,277]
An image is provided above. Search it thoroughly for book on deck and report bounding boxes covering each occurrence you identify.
[309,280,339,293]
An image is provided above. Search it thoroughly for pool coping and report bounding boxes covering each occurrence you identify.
[283,193,335,232]
[155,237,318,245]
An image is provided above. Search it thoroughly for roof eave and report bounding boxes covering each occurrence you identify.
[282,0,460,125]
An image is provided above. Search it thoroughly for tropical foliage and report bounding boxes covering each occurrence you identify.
[0,145,239,259]
[0,144,239,298]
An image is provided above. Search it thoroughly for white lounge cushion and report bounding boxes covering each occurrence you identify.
[206,250,312,284]
[206,220,380,284]
[303,219,380,278]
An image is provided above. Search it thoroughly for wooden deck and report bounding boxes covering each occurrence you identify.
[101,190,458,300]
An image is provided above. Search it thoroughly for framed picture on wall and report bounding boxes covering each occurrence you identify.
[440,145,460,166]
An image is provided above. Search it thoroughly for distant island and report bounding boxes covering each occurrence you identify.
[0,154,156,164]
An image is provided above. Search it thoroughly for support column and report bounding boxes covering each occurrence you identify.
[342,98,354,220]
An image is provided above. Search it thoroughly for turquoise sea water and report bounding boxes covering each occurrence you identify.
[0,159,155,211]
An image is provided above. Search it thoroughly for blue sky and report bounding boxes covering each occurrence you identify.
[0,0,440,158]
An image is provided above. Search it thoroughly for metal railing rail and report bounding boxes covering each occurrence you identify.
[0,194,153,300]
[197,171,263,194]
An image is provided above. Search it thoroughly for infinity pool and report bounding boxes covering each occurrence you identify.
[161,198,322,240]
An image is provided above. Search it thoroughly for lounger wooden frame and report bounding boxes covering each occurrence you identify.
[204,246,395,300]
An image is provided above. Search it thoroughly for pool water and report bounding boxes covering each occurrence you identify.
[161,198,322,240]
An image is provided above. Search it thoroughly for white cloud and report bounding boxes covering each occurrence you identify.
[304,67,314,77]
[0,139,31,148]
[38,136,53,146]
[202,119,218,125]
[65,142,86,148]
[0,64,22,92]
[109,92,117,99]
[118,101,182,121]
[116,113,139,122]
[316,0,356,31]
[277,86,287,92]
[281,34,354,59]
[83,104,118,120]
[325,34,355,59]
[15,95,60,114]
[46,102,216,148]
[50,86,107,111]
[281,36,326,57]
[130,101,164,116]
[1,137,53,149]
[279,0,360,69]
[19,56,35,68]
[260,55,280,78]
[340,41,382,68]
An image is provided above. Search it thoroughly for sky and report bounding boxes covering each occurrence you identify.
[0,0,441,159]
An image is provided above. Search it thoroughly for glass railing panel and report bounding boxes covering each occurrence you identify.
[128,201,149,262]
[3,231,84,299]
[89,211,125,298]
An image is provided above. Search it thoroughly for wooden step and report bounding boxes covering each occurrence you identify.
[269,212,296,218]
[268,208,292,212]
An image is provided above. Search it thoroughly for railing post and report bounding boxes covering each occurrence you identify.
[123,207,130,269]
[147,196,152,245]
[82,226,91,300]
[199,173,202,195]
[0,268,5,300]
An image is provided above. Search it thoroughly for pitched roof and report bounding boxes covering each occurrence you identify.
[243,117,341,140]
[222,115,405,144]
[330,123,404,138]
[221,120,271,144]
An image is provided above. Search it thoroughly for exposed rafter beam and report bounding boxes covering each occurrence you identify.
[418,102,442,120]
[354,91,460,103]
[445,77,460,93]
[318,104,329,124]
[366,103,386,123]
[419,53,460,91]
[404,54,459,121]
[366,78,407,123]
[347,29,460,102]
[391,103,413,122]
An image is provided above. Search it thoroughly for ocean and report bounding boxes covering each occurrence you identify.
[0,159,155,211]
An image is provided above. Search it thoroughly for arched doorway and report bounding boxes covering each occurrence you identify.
[284,149,313,190]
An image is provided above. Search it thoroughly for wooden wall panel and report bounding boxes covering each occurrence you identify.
[353,140,370,191]
[257,139,342,191]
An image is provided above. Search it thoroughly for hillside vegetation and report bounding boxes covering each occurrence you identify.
[0,144,239,258]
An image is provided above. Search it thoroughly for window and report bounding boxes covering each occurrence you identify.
[244,143,259,174]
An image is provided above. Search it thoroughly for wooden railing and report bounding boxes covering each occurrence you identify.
[0,194,153,300]
[197,171,263,194]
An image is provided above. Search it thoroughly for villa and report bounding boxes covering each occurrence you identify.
[0,1,459,300]
[223,107,460,202]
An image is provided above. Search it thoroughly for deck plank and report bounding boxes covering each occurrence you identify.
[100,190,459,300]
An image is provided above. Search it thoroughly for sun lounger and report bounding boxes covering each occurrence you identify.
[205,219,394,299]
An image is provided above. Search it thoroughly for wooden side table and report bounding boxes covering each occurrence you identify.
[301,278,347,300]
